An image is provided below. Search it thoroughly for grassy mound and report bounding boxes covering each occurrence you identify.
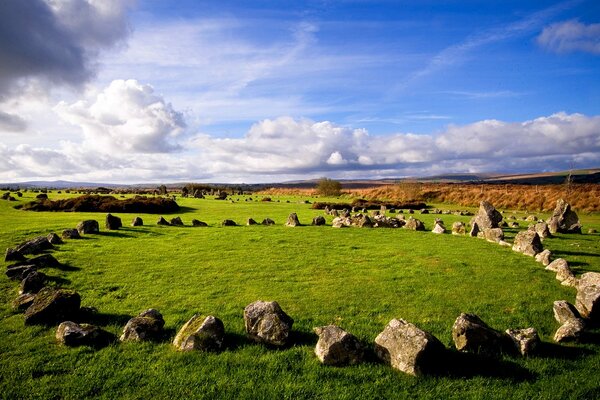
[18,194,180,214]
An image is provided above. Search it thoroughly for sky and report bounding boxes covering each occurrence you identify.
[0,0,599,184]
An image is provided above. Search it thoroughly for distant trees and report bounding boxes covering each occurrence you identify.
[316,178,342,196]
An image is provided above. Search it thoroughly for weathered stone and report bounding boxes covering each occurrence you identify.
[221,219,237,226]
[170,216,184,226]
[512,230,543,256]
[375,319,445,376]
[525,215,538,222]
[24,288,81,325]
[191,219,208,227]
[482,228,504,243]
[261,218,275,226]
[47,232,63,245]
[5,247,25,262]
[545,258,567,273]
[20,271,46,294]
[451,221,466,235]
[505,328,540,356]
[576,282,600,321]
[6,265,36,280]
[529,221,551,240]
[243,300,293,346]
[247,218,258,225]
[56,321,115,348]
[405,218,425,231]
[554,262,576,285]
[578,272,600,288]
[173,314,225,352]
[432,222,446,234]
[354,214,372,228]
[469,222,480,237]
[331,217,349,228]
[285,213,301,227]
[62,228,81,239]
[131,216,144,226]
[157,216,170,225]
[472,201,503,230]
[553,300,582,325]
[314,325,364,366]
[554,319,585,343]
[120,309,165,342]
[105,214,122,230]
[312,216,326,226]
[16,236,53,255]
[77,220,99,235]
[535,249,552,266]
[12,293,36,311]
[28,254,61,269]
[546,199,582,234]
[452,313,508,355]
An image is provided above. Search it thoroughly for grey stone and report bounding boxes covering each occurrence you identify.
[62,228,81,239]
[191,219,208,227]
[314,325,364,366]
[546,199,582,234]
[76,220,100,235]
[512,230,543,256]
[247,218,258,225]
[120,309,165,342]
[553,300,581,325]
[312,216,326,226]
[221,219,237,226]
[157,216,170,225]
[472,201,503,230]
[451,221,466,235]
[131,217,144,226]
[505,328,540,356]
[262,218,275,226]
[24,288,81,325]
[452,313,508,355]
[244,300,293,346]
[529,221,551,240]
[576,281,600,321]
[482,228,504,243]
[285,213,301,227]
[16,236,53,255]
[173,314,225,352]
[105,214,122,230]
[12,293,36,311]
[5,247,25,262]
[405,218,425,231]
[535,249,552,266]
[554,319,585,343]
[46,233,63,245]
[20,271,46,294]
[56,321,115,348]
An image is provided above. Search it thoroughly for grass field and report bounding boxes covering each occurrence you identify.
[1,192,600,399]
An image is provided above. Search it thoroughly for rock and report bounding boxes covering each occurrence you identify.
[120,309,165,342]
[312,216,326,226]
[285,213,301,227]
[314,325,364,366]
[5,247,25,262]
[529,221,551,240]
[553,300,582,325]
[546,199,582,234]
[173,314,225,352]
[243,300,293,346]
[356,214,373,228]
[157,216,170,225]
[105,214,122,230]
[28,254,61,269]
[420,209,429,214]
[432,222,446,234]
[262,218,275,226]
[588,229,598,234]
[578,272,600,288]
[24,288,81,325]
[12,293,36,311]
[575,282,600,321]
[221,219,237,226]
[76,220,99,235]
[6,265,36,280]
[374,319,445,376]
[452,313,508,355]
[554,319,585,343]
[170,216,184,226]
[131,216,144,226]
[512,230,543,256]
[46,233,63,245]
[472,201,503,230]
[247,218,258,226]
[191,219,208,227]
[20,271,46,294]
[62,228,81,239]
[56,321,115,348]
[482,228,504,243]
[525,215,538,222]
[469,222,480,237]
[546,258,568,273]
[451,222,466,235]
[405,218,425,231]
[16,236,53,255]
[331,217,349,228]
[505,328,540,356]
[535,249,552,266]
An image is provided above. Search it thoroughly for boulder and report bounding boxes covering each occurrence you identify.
[355,215,373,228]
[12,293,36,311]
[170,216,184,226]
[452,313,508,355]
[6,265,36,280]
[331,217,349,228]
[432,222,446,234]
[105,214,122,230]
[20,271,46,294]
[5,247,25,262]
[512,230,543,256]
[505,328,540,356]
[243,300,293,346]
[314,325,364,366]
[261,218,275,226]
[76,220,99,235]
[405,218,425,231]
[24,288,81,325]
[221,219,237,226]
[56,321,115,348]
[247,218,258,226]
[312,216,326,226]
[529,221,551,240]
[535,249,552,266]
[157,216,170,226]
[173,314,225,352]
[16,236,53,255]
[46,233,63,245]
[120,309,165,342]
[62,228,81,239]
[374,319,445,376]
[285,213,301,227]
[575,281,600,321]
[472,201,503,230]
[191,219,208,227]
[482,228,504,243]
[451,222,466,235]
[553,300,582,325]
[554,319,585,343]
[28,254,61,269]
[546,199,582,234]
[131,217,144,226]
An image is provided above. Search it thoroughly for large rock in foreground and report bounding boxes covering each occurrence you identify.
[244,300,293,346]
[120,309,165,342]
[314,325,364,366]
[576,273,600,321]
[547,199,581,234]
[56,321,115,348]
[375,319,445,376]
[512,230,543,256]
[24,288,81,325]
[452,313,508,355]
[173,314,225,352]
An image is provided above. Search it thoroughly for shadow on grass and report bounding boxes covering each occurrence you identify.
[55,263,81,272]
[223,332,251,351]
[96,231,135,239]
[552,250,600,258]
[535,342,595,360]
[45,275,71,285]
[77,310,132,326]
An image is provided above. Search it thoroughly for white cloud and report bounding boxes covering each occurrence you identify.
[537,20,600,54]
[55,79,186,154]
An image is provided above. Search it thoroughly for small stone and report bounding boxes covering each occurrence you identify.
[261,218,275,226]
[62,228,81,239]
[405,218,425,231]
[131,217,144,226]
[157,216,170,226]
[512,230,543,256]
[554,319,585,343]
[575,282,600,321]
[432,223,446,234]
[285,213,301,227]
[314,325,364,366]
[244,300,293,346]
[221,219,237,226]
[170,216,184,226]
[553,300,582,325]
[16,236,54,255]
[173,314,225,352]
[46,233,63,245]
[452,313,508,355]
[535,249,552,266]
[76,220,100,235]
[191,219,208,227]
[12,293,36,311]
[105,214,123,230]
[5,247,25,262]
[56,321,115,348]
[312,216,326,226]
[247,218,258,225]
[505,328,540,356]
[20,271,46,294]
[483,228,504,243]
[451,222,466,235]
[120,309,165,342]
[24,288,81,325]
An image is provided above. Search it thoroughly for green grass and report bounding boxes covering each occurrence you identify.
[1,192,600,399]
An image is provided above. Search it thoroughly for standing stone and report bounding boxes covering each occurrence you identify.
[191,219,208,227]
[505,328,540,356]
[170,216,184,226]
[331,217,347,228]
[356,215,373,228]
[131,217,144,226]
[512,230,543,256]
[62,228,81,239]
[285,213,301,227]
[24,288,81,325]
[535,249,552,266]
[261,218,275,226]
[221,219,237,226]
[432,221,446,234]
[374,319,445,376]
[451,222,466,235]
[173,314,225,352]
[546,199,582,234]
[575,275,600,321]
[120,309,165,342]
[312,216,326,226]
[20,271,46,294]
[554,319,586,343]
[105,214,122,230]
[472,201,503,230]
[47,233,63,245]
[405,218,425,231]
[77,220,99,235]
[482,228,504,243]
[452,313,508,355]
[247,218,258,225]
[56,321,115,348]
[529,221,551,240]
[553,300,582,325]
[314,325,364,366]
[157,216,170,226]
[243,300,293,346]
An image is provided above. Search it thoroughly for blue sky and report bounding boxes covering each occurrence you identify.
[0,0,599,183]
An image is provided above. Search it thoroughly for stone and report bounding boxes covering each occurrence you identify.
[331,217,348,228]
[46,233,63,245]
[553,300,582,325]
[512,230,543,256]
[221,219,237,226]
[16,236,53,255]
[56,321,115,348]
[451,221,466,235]
[432,223,445,234]
[6,265,36,280]
[505,328,540,356]
[243,300,293,346]
[131,216,144,226]
[469,222,480,237]
[5,247,25,262]
[356,214,373,228]
[420,209,429,214]
[62,228,81,239]
[535,249,552,266]
[105,214,122,230]
[191,219,208,227]
[529,221,551,240]
[578,272,600,288]
[28,254,61,269]
[472,201,503,230]
[588,228,597,234]
[247,218,258,225]
[312,215,326,226]
[77,220,100,235]
[374,319,445,376]
[314,325,364,366]
[170,216,184,226]
[20,271,46,294]
[120,309,165,342]
[546,199,582,234]
[285,213,301,227]
[525,215,538,222]
[173,314,225,352]
[405,218,425,231]
[546,258,568,273]
[261,218,275,226]
[554,319,585,343]
[157,216,170,225]
[452,313,508,355]
[482,228,504,243]
[575,282,600,321]
[12,293,36,311]
[24,288,81,325]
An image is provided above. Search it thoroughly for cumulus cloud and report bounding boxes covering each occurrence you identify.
[0,0,131,95]
[55,79,186,154]
[0,111,27,132]
[537,20,600,54]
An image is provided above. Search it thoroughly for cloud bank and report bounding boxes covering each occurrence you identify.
[537,20,600,54]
